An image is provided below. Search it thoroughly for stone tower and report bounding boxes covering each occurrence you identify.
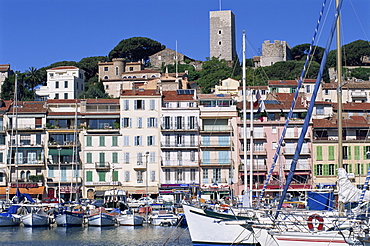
[209,10,237,62]
[259,40,292,67]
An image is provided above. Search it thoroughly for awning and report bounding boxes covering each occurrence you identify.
[49,149,74,156]
[0,186,45,195]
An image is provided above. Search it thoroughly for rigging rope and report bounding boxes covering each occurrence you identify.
[257,0,328,206]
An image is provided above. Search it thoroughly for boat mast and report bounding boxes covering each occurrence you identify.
[15,74,19,196]
[336,0,344,214]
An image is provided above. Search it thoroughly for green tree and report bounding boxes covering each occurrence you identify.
[79,80,109,99]
[77,56,109,82]
[108,37,165,64]
[327,40,370,67]
[25,67,42,99]
[197,57,240,93]
[291,44,325,64]
[344,67,370,80]
[0,73,33,101]
[161,63,200,81]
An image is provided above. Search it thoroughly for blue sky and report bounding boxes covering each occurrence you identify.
[1,0,369,72]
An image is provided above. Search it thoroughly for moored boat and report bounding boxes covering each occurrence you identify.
[55,210,84,227]
[0,205,21,227]
[117,210,144,226]
[21,206,51,227]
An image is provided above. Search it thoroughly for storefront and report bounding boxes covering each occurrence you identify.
[200,183,230,201]
[159,183,199,203]
[0,183,45,200]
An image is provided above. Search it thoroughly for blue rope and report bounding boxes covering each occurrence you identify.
[257,0,328,207]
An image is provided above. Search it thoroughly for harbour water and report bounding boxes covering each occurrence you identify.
[0,225,192,246]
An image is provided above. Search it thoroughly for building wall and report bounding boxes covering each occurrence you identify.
[260,40,292,67]
[210,10,237,61]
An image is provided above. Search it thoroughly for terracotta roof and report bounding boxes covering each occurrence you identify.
[48,112,78,116]
[197,94,233,99]
[48,66,79,70]
[268,79,317,86]
[323,81,370,90]
[85,99,119,104]
[333,102,370,111]
[313,116,370,128]
[47,99,81,104]
[0,64,10,72]
[162,91,195,101]
[9,101,47,114]
[121,89,161,96]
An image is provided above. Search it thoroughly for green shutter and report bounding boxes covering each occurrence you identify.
[328,146,335,160]
[86,153,92,163]
[348,146,351,160]
[334,164,338,175]
[99,172,106,181]
[364,147,367,160]
[349,164,353,173]
[112,136,118,146]
[99,136,105,146]
[86,171,92,182]
[323,164,329,176]
[316,146,323,161]
[86,136,92,146]
[314,164,318,176]
[355,163,359,175]
[355,146,360,160]
[99,152,105,164]
[361,163,364,175]
[112,152,118,163]
[113,171,118,181]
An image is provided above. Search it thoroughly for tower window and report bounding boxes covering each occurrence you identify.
[219,30,222,34]
[219,41,222,45]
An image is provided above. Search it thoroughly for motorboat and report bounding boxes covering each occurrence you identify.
[117,210,144,226]
[149,210,179,226]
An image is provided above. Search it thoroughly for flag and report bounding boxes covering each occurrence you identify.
[253,90,261,107]
[257,100,266,114]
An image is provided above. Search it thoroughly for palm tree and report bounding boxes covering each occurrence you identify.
[26,67,41,99]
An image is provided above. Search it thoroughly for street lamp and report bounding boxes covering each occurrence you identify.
[145,151,149,223]
[57,145,62,203]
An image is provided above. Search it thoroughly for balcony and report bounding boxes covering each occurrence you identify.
[239,164,267,171]
[161,123,198,131]
[351,91,367,98]
[239,148,267,156]
[200,125,231,133]
[284,148,311,155]
[285,162,311,170]
[200,140,232,148]
[161,142,198,148]
[161,160,198,168]
[9,158,44,166]
[95,162,110,170]
[200,159,234,167]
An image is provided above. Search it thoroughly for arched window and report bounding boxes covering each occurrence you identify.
[104,76,108,80]
[151,75,156,78]
[123,76,127,79]
[142,75,146,78]
[21,171,25,180]
[133,76,137,78]
[128,76,131,79]
[26,171,31,181]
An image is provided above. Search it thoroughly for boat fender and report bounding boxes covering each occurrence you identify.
[307,214,324,231]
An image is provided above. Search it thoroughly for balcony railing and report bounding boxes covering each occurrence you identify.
[201,126,231,132]
[95,162,110,170]
[161,142,198,148]
[161,123,198,131]
[200,159,234,166]
[161,160,198,167]
[352,92,367,98]
[200,140,232,147]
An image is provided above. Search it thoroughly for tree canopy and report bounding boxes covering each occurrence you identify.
[161,63,201,81]
[326,40,370,67]
[108,37,165,64]
[291,44,325,64]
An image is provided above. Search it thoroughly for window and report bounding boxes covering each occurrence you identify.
[64,81,68,88]
[86,136,92,146]
[150,152,155,162]
[218,30,222,34]
[176,169,183,182]
[86,153,92,163]
[112,152,118,163]
[48,166,54,178]
[150,100,155,110]
[316,106,324,115]
[190,151,196,162]
[176,116,183,129]
[122,118,131,128]
[105,85,109,89]
[165,169,170,182]
[124,171,130,182]
[104,67,108,71]
[315,164,323,176]
[189,116,196,129]
[123,136,130,146]
[124,152,130,163]
[98,172,106,181]
[129,67,133,71]
[99,152,105,165]
[213,168,221,183]
[324,89,329,95]
[175,134,183,146]
[163,117,171,129]
[316,146,323,161]
[147,117,157,128]
[112,136,118,146]
[328,146,335,160]
[150,171,155,182]
[124,100,129,110]
[137,170,143,183]
[305,85,311,93]
[86,171,93,182]
[137,117,143,128]
[134,100,145,110]
[137,152,143,165]
[147,136,155,146]
[55,81,59,88]
[343,146,351,160]
[190,169,196,182]
[64,93,68,99]
[55,93,59,99]
[219,41,222,45]
[115,67,118,76]
[113,171,118,181]
[202,168,208,183]
[329,164,337,175]
[177,151,182,165]
[134,136,142,146]
[365,146,370,159]
[99,136,105,146]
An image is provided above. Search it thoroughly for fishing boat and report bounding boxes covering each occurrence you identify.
[87,207,116,226]
[117,210,144,226]
[55,204,85,227]
[21,205,52,227]
[0,205,21,226]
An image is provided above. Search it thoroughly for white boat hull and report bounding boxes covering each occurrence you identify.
[55,212,84,227]
[150,214,178,226]
[117,214,144,226]
[183,205,257,245]
[22,213,50,227]
[88,213,116,226]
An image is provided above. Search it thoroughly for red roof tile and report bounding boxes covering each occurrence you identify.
[162,91,195,101]
[121,89,161,96]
